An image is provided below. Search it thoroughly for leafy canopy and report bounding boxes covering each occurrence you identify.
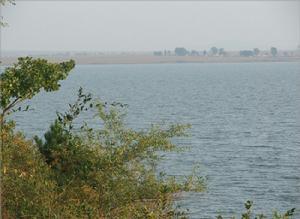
[0,57,75,116]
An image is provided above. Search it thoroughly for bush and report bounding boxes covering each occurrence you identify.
[0,57,295,218]
[1,57,204,218]
[33,91,204,218]
[217,200,295,219]
[1,122,57,218]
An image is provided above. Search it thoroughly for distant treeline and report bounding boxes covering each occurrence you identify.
[153,46,296,57]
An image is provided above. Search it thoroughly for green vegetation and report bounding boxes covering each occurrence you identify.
[217,201,296,219]
[253,48,260,56]
[239,50,254,57]
[174,47,189,56]
[1,57,204,218]
[0,57,296,218]
[0,2,296,218]
[210,47,218,56]
[0,0,15,27]
[271,47,278,57]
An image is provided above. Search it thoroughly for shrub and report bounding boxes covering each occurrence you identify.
[34,90,204,218]
[0,57,295,218]
[217,200,295,219]
[1,123,57,218]
[1,57,204,218]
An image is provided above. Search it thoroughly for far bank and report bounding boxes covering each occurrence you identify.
[1,55,300,65]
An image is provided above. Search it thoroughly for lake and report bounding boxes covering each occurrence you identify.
[12,62,300,218]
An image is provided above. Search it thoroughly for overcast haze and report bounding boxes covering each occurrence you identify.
[1,1,300,52]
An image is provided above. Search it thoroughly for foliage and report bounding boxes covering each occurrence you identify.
[153,51,163,56]
[253,48,260,56]
[190,50,199,56]
[0,57,75,218]
[0,57,75,118]
[218,48,225,56]
[210,47,218,56]
[0,2,295,218]
[174,47,189,56]
[1,124,57,218]
[0,0,15,27]
[216,201,295,219]
[1,57,204,218]
[270,47,278,57]
[0,57,296,218]
[33,89,204,218]
[240,50,254,57]
[0,0,15,6]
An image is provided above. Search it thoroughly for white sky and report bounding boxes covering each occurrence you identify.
[1,1,300,52]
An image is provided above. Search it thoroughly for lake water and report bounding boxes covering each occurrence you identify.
[12,62,300,218]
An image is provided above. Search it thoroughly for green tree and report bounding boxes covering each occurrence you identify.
[240,50,254,57]
[218,48,225,56]
[210,47,218,56]
[1,57,205,218]
[0,0,15,27]
[175,47,189,56]
[253,48,260,56]
[0,57,75,217]
[270,47,278,56]
[0,57,75,122]
[34,94,205,217]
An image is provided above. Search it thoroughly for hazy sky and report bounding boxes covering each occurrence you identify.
[1,1,300,52]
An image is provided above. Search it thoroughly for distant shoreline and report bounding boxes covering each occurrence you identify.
[1,55,300,65]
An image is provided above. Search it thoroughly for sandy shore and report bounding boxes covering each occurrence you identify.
[1,55,300,65]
